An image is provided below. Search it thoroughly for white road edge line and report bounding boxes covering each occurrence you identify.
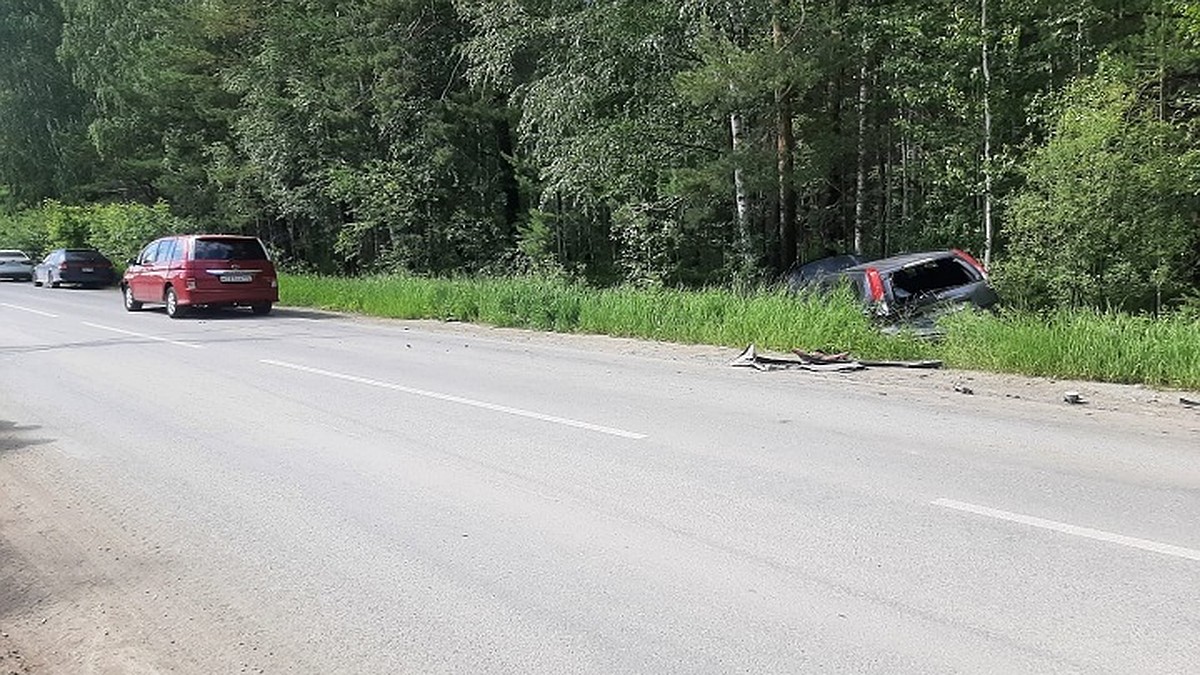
[1,302,59,318]
[81,322,203,350]
[261,359,647,440]
[932,498,1200,563]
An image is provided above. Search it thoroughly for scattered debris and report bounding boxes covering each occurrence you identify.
[1063,391,1086,405]
[730,344,941,373]
[730,345,864,372]
[1182,396,1199,408]
[953,383,975,395]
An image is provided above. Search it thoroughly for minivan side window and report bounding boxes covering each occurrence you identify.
[157,239,177,263]
[169,239,185,262]
[139,241,161,264]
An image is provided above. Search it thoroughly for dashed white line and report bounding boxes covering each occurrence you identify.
[261,359,647,440]
[80,322,204,349]
[1,303,59,318]
[933,498,1200,562]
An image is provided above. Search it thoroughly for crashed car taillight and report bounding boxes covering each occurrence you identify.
[865,267,885,302]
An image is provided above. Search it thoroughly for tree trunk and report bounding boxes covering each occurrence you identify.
[773,1,797,269]
[854,53,868,256]
[901,104,910,246]
[981,0,994,269]
[494,111,521,243]
[730,110,755,272]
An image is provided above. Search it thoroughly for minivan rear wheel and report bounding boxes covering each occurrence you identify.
[165,287,184,318]
[123,285,142,311]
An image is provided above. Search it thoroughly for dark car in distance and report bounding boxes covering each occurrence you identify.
[33,248,116,288]
[787,249,999,329]
[121,234,279,318]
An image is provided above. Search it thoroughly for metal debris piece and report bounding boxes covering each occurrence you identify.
[1063,391,1085,405]
[1181,396,1199,408]
[953,384,974,395]
[730,345,865,372]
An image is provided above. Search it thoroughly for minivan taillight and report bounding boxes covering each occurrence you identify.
[865,267,885,302]
[953,248,987,277]
[58,262,68,270]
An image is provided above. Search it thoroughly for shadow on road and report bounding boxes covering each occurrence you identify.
[272,307,340,320]
[130,306,338,322]
[0,420,52,454]
[0,338,176,355]
[188,306,339,321]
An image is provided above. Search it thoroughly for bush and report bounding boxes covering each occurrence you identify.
[0,200,187,264]
[1001,69,1200,312]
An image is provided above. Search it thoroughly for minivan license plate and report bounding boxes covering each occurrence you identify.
[221,273,252,283]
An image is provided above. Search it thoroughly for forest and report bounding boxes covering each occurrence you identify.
[1,0,1198,312]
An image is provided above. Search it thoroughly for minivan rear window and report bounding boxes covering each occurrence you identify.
[193,238,268,261]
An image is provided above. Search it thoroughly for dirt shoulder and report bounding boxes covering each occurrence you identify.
[0,445,268,675]
[1,633,33,675]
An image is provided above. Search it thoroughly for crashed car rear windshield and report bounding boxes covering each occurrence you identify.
[891,257,978,296]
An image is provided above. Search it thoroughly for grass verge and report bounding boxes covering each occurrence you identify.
[280,274,1200,390]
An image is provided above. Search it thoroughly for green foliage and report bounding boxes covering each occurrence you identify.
[1001,68,1200,311]
[0,0,1196,315]
[0,209,51,255]
[0,200,184,262]
[0,0,94,207]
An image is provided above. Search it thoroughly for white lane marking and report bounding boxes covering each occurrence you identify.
[933,498,1200,563]
[1,303,59,318]
[80,322,204,350]
[261,359,647,440]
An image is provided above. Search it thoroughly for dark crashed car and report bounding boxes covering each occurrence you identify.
[787,249,999,330]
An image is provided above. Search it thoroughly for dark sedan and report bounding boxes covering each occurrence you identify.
[33,248,117,288]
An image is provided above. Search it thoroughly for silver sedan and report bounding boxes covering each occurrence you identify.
[0,249,33,281]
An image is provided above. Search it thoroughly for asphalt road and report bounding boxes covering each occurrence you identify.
[1,281,1198,674]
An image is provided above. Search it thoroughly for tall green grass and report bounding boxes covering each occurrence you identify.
[939,309,1200,389]
[280,274,1200,389]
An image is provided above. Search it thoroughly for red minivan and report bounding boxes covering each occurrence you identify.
[121,235,279,318]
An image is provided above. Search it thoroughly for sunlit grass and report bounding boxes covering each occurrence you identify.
[280,273,1200,389]
[939,308,1200,389]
